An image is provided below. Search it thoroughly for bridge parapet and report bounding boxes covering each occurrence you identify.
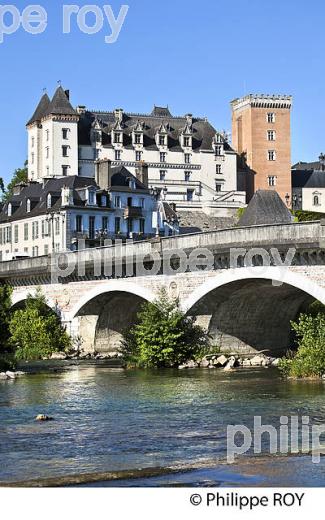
[1,221,325,285]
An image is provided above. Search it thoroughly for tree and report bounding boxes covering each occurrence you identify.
[0,285,13,351]
[9,289,71,361]
[279,306,325,378]
[121,289,209,368]
[0,285,14,370]
[1,162,28,202]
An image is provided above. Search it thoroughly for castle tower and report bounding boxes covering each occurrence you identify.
[27,87,79,181]
[231,94,292,205]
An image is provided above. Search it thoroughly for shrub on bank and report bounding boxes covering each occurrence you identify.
[279,308,325,378]
[9,290,71,361]
[121,289,210,368]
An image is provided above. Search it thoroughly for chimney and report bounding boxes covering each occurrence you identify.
[76,105,86,115]
[13,182,27,196]
[95,159,112,190]
[135,162,149,188]
[65,89,70,100]
[114,108,124,123]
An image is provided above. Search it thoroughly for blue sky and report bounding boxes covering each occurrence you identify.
[0,0,324,183]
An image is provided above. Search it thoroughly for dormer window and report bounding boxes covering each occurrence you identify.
[184,137,191,147]
[27,199,31,213]
[7,203,12,217]
[215,145,223,156]
[88,191,95,205]
[114,132,122,144]
[134,133,142,144]
[47,193,52,209]
[159,135,166,146]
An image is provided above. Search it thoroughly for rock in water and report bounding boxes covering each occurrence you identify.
[50,352,67,360]
[216,355,228,367]
[35,415,53,422]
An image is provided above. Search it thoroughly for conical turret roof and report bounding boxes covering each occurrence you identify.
[26,93,50,126]
[45,86,77,117]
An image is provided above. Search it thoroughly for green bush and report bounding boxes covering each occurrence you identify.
[279,311,325,378]
[9,290,71,361]
[291,210,324,222]
[121,289,209,368]
[0,285,13,352]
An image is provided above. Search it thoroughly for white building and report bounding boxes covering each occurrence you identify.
[26,87,245,215]
[292,155,325,214]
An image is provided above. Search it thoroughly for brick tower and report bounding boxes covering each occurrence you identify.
[231,94,292,206]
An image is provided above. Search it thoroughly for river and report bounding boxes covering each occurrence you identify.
[1,364,325,486]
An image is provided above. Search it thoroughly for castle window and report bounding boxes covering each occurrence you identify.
[114,132,121,144]
[184,137,190,147]
[55,217,60,236]
[47,193,52,209]
[216,164,222,174]
[268,150,276,161]
[215,183,222,192]
[159,135,166,146]
[46,147,49,159]
[140,218,145,234]
[268,175,277,186]
[267,113,276,123]
[160,170,166,181]
[62,145,69,157]
[115,217,121,234]
[136,151,143,162]
[134,133,141,144]
[31,137,35,148]
[62,128,69,140]
[76,215,83,232]
[26,199,31,213]
[102,216,109,230]
[14,225,18,243]
[115,150,121,161]
[46,130,49,141]
[184,153,191,164]
[185,171,191,182]
[62,165,68,176]
[24,223,29,240]
[267,130,276,141]
[114,196,121,208]
[7,203,12,217]
[160,152,167,163]
[215,145,222,156]
[31,153,34,164]
[313,195,320,206]
[46,166,49,176]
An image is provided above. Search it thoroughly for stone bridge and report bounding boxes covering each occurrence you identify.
[1,221,325,355]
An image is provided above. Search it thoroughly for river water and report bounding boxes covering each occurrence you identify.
[1,364,325,486]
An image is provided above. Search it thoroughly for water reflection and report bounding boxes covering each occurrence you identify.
[0,366,325,485]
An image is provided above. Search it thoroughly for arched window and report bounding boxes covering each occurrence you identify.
[313,195,320,206]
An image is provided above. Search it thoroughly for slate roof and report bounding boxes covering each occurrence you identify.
[109,164,149,192]
[292,160,323,171]
[78,108,232,153]
[238,190,293,227]
[45,86,77,117]
[26,93,50,126]
[0,165,149,224]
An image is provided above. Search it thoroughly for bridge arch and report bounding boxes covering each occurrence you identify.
[183,267,325,356]
[69,281,156,353]
[11,290,57,311]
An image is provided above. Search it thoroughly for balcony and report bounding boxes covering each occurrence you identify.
[123,207,144,219]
